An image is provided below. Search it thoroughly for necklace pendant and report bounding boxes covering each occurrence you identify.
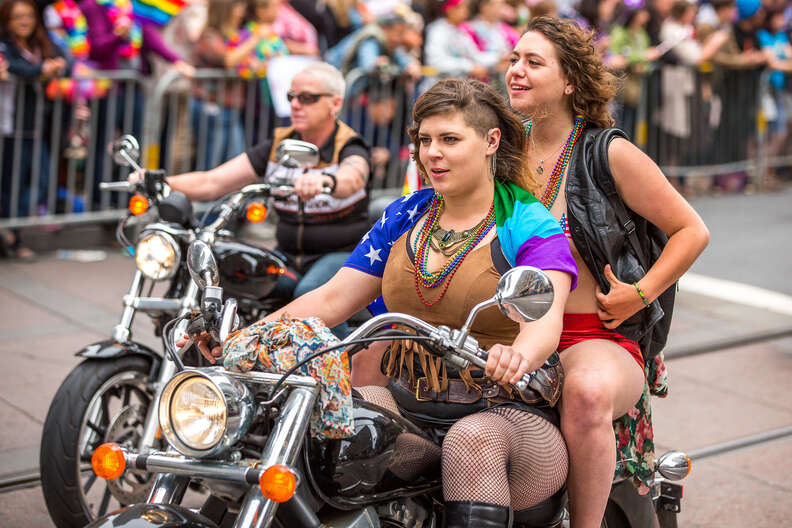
[441,230,454,243]
[536,162,544,175]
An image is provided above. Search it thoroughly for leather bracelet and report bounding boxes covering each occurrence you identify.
[322,172,337,194]
[633,282,650,307]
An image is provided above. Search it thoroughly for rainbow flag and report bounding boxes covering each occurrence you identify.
[132,0,185,26]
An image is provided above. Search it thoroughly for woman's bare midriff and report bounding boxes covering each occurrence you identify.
[564,238,601,314]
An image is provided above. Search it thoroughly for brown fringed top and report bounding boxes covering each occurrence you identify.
[381,226,520,394]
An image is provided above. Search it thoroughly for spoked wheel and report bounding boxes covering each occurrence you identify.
[40,357,160,528]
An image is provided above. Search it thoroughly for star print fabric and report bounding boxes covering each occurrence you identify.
[344,189,435,277]
[343,183,578,289]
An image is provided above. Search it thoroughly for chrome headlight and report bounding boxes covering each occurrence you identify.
[159,369,254,458]
[135,231,180,280]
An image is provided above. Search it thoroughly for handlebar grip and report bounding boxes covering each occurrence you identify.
[100,181,135,192]
[475,348,531,391]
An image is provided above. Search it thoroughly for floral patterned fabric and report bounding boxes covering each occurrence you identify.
[614,351,669,491]
[221,314,354,439]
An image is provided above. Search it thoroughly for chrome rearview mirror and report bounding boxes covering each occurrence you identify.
[111,135,143,171]
[186,240,220,289]
[276,139,319,169]
[494,266,554,323]
[456,267,554,347]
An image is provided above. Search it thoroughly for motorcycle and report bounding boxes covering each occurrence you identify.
[39,135,343,528]
[83,239,691,528]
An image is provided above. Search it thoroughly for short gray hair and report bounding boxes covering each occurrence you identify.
[297,62,346,99]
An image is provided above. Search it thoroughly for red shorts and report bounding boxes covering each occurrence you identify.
[559,313,643,368]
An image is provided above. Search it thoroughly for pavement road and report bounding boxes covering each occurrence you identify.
[0,188,790,527]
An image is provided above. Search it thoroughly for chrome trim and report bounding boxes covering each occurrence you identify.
[146,472,188,504]
[242,386,316,528]
[138,280,201,452]
[112,270,145,343]
[129,451,266,484]
[158,369,255,458]
[130,298,183,312]
[656,451,691,481]
[226,369,318,390]
[139,222,193,240]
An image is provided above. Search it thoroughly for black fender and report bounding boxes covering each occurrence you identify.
[608,479,660,528]
[85,504,218,528]
[77,339,162,362]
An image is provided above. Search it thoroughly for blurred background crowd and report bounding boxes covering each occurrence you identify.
[1,0,790,257]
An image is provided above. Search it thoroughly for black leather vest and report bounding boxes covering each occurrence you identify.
[565,128,668,357]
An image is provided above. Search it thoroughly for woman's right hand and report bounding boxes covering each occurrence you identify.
[177,332,223,364]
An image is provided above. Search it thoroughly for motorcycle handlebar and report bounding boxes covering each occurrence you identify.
[342,313,531,391]
[99,181,136,192]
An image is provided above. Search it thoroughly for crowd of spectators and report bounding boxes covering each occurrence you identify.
[1,0,792,256]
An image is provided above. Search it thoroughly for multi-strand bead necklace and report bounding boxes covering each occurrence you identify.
[412,193,496,307]
[525,115,586,210]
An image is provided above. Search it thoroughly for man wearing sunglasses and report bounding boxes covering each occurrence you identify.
[151,62,371,336]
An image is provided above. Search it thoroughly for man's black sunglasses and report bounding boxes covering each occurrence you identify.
[287,91,334,105]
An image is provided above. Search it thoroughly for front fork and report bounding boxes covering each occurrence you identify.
[143,386,317,528]
[138,279,201,452]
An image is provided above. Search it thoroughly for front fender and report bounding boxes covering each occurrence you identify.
[77,339,162,361]
[85,504,218,528]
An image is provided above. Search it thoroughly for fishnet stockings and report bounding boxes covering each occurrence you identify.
[354,388,568,510]
[442,407,568,510]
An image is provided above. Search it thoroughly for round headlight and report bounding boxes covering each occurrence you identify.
[135,231,180,280]
[159,370,254,458]
[171,376,227,450]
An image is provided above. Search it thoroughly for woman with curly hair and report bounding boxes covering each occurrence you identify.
[506,17,709,527]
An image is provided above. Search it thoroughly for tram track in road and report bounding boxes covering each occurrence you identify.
[1,328,790,496]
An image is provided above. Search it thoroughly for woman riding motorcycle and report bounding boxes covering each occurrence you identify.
[135,62,372,336]
[200,78,579,527]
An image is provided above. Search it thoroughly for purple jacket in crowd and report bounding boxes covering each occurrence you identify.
[78,0,180,71]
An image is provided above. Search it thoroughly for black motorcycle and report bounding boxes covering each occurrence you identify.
[83,240,691,528]
[39,135,342,528]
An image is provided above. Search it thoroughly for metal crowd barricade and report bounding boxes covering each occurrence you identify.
[0,70,144,229]
[615,63,771,187]
[143,69,280,175]
[342,67,418,190]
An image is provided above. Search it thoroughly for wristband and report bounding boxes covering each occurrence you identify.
[633,282,651,307]
[322,172,337,194]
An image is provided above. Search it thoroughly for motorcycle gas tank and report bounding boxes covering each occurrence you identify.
[213,239,287,301]
[306,396,441,507]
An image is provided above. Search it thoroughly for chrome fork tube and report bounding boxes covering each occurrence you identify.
[146,473,189,504]
[112,270,145,343]
[138,280,201,452]
[234,387,317,528]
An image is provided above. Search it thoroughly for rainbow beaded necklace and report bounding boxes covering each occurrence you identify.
[525,115,586,210]
[412,193,496,307]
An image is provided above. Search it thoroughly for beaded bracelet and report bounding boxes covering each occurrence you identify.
[633,282,651,307]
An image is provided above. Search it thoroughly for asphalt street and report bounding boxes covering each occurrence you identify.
[0,187,790,527]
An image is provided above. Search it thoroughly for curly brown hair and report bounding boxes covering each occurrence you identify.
[523,17,617,129]
[407,78,538,193]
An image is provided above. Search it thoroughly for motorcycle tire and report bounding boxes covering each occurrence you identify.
[40,356,156,528]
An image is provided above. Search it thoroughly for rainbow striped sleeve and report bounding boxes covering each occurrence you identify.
[494,181,578,290]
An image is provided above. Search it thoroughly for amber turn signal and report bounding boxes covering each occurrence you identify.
[246,202,267,223]
[259,464,297,503]
[92,443,126,480]
[128,194,149,216]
